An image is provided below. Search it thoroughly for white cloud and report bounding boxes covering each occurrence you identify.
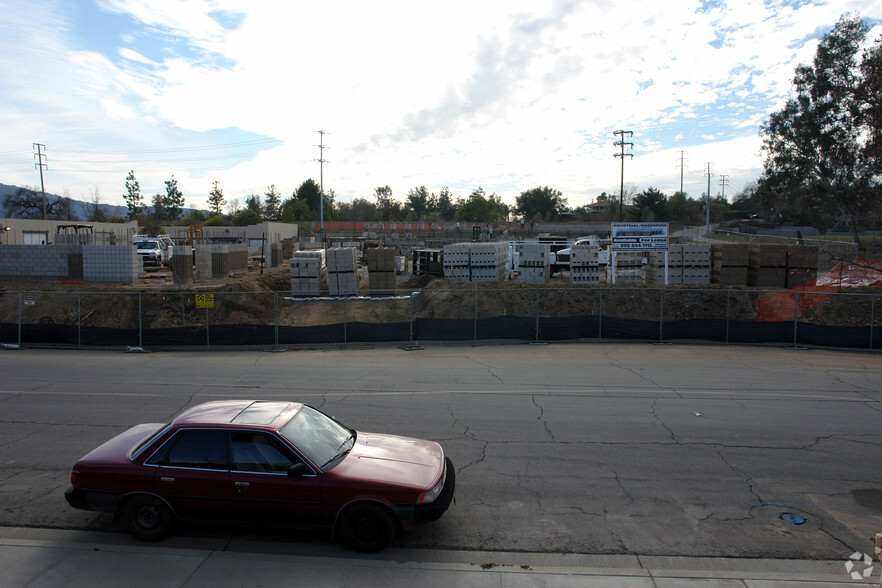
[0,0,879,210]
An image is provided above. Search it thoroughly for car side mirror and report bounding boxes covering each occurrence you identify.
[288,463,310,478]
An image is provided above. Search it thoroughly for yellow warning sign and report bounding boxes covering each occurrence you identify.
[195,294,215,309]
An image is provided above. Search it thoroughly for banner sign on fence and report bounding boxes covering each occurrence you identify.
[24,295,35,305]
[610,222,669,252]
[195,294,215,309]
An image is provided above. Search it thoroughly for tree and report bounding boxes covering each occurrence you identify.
[86,186,108,222]
[760,14,882,247]
[151,193,166,223]
[163,176,185,222]
[374,185,397,221]
[245,193,263,217]
[208,181,225,216]
[631,187,669,222]
[123,171,143,220]
[515,186,567,220]
[2,186,73,219]
[406,186,430,219]
[294,179,322,213]
[232,208,261,226]
[264,184,281,220]
[667,192,703,225]
[455,188,501,223]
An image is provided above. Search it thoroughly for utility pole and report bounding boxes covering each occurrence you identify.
[613,130,634,222]
[676,150,688,194]
[704,162,713,229]
[33,143,48,219]
[719,174,729,201]
[316,130,328,230]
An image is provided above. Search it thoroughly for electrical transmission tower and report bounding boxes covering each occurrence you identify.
[704,162,714,229]
[315,130,328,230]
[719,174,730,201]
[676,150,688,194]
[33,143,48,219]
[613,130,634,222]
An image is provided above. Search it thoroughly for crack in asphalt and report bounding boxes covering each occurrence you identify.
[650,399,679,443]
[531,395,555,442]
[716,448,763,504]
[466,356,504,384]
[611,467,634,503]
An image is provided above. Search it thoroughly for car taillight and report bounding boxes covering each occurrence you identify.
[70,470,78,485]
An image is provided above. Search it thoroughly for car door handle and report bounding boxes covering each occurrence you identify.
[234,481,249,488]
[160,477,174,484]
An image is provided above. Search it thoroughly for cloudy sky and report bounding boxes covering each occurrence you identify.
[1,0,880,213]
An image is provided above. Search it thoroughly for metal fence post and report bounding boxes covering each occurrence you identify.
[205,305,210,347]
[659,289,664,343]
[409,292,414,346]
[474,282,478,342]
[18,292,22,347]
[792,291,799,347]
[725,290,730,345]
[598,289,603,339]
[78,292,82,348]
[274,292,279,349]
[343,297,347,347]
[535,288,540,343]
[870,295,876,351]
[138,292,142,349]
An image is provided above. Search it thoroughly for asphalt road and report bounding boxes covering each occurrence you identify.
[1,342,880,559]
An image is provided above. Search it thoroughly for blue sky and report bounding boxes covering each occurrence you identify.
[1,0,880,212]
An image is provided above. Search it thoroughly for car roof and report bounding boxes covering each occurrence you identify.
[172,400,303,429]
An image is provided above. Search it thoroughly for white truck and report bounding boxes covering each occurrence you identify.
[133,235,174,267]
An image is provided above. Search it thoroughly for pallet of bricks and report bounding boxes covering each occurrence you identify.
[646,244,711,285]
[290,250,327,296]
[326,247,359,296]
[367,246,396,293]
[570,242,600,285]
[443,242,507,282]
[608,251,644,284]
[748,244,818,288]
[517,243,550,285]
[711,244,749,285]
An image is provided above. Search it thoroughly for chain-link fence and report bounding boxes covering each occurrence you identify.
[0,287,878,351]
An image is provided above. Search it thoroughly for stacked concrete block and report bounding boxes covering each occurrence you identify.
[229,245,249,272]
[711,244,749,286]
[0,245,80,281]
[517,243,550,285]
[570,242,601,285]
[367,247,396,293]
[748,244,788,288]
[194,245,212,280]
[787,245,818,287]
[327,247,359,296]
[171,246,194,284]
[290,250,327,296]
[646,244,711,285]
[82,245,140,284]
[607,251,644,284]
[281,238,299,261]
[443,242,508,282]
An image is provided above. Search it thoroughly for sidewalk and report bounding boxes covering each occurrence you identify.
[1,527,877,587]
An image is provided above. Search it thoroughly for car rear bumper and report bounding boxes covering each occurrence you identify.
[394,457,456,528]
[65,487,122,513]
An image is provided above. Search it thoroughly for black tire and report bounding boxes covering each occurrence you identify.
[339,504,396,553]
[123,495,174,541]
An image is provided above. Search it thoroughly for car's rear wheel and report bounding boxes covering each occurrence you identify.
[124,495,174,541]
[339,504,396,553]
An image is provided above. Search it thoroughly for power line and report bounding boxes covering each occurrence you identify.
[613,129,634,222]
[719,174,730,201]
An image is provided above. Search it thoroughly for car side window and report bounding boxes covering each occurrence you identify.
[231,431,299,473]
[148,429,229,470]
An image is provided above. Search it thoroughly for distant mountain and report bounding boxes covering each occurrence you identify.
[0,183,200,220]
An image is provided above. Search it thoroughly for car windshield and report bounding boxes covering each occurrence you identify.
[135,241,158,249]
[278,405,354,471]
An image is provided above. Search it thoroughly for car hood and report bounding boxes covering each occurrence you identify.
[331,432,444,490]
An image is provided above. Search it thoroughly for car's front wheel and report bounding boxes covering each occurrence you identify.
[123,495,174,541]
[339,503,396,553]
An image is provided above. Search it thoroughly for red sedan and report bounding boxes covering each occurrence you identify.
[65,400,454,552]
